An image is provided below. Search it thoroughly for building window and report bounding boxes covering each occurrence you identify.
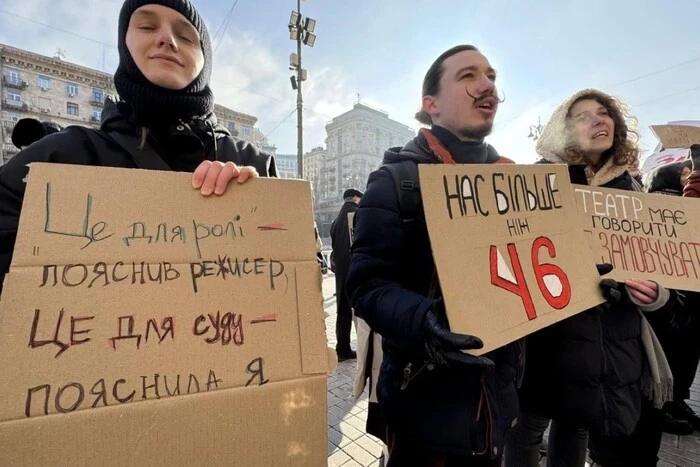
[7,92,21,103]
[92,108,102,121]
[227,121,236,133]
[92,88,103,102]
[67,102,79,116]
[8,113,21,122]
[37,76,51,89]
[243,126,251,136]
[6,68,20,80]
[66,83,79,96]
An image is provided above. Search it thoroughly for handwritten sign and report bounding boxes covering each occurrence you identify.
[419,164,604,355]
[651,124,700,149]
[640,148,689,174]
[575,186,700,292]
[0,163,330,466]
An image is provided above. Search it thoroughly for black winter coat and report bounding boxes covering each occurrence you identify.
[346,132,520,459]
[0,99,277,295]
[519,164,680,437]
[330,200,358,279]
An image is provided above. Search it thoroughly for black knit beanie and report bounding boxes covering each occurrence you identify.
[114,0,214,126]
[643,162,684,196]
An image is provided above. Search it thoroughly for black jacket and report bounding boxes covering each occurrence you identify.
[330,200,358,278]
[519,164,680,437]
[346,130,520,458]
[0,99,277,295]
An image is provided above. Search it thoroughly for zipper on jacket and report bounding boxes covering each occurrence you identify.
[400,362,429,390]
[401,363,413,390]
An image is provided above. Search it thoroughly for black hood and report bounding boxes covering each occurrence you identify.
[644,162,683,196]
[382,129,501,165]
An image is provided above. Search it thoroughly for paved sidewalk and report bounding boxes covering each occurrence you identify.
[323,274,384,467]
[321,274,700,466]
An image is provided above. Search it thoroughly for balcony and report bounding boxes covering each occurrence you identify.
[2,100,29,112]
[90,97,104,107]
[3,75,28,90]
[90,116,101,124]
[3,120,15,132]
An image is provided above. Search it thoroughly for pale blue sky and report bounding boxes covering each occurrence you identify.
[2,0,700,162]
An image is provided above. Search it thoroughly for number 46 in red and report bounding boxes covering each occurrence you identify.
[489,236,571,321]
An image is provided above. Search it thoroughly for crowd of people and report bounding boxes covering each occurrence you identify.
[344,46,700,467]
[0,1,699,466]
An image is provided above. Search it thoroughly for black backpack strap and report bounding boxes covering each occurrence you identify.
[104,130,172,171]
[381,160,421,222]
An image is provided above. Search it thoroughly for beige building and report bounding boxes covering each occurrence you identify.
[303,146,326,196]
[1,43,266,165]
[313,103,415,241]
[213,103,257,144]
[0,44,117,164]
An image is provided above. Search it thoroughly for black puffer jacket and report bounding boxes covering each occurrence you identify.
[519,162,681,436]
[0,98,277,295]
[346,128,520,459]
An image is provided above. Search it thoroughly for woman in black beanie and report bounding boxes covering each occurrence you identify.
[0,0,277,295]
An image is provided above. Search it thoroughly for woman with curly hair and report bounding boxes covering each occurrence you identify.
[505,89,681,466]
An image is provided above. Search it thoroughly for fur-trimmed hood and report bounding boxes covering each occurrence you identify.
[536,88,628,187]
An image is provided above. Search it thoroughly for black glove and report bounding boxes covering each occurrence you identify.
[423,303,495,370]
[691,144,700,171]
[597,263,623,304]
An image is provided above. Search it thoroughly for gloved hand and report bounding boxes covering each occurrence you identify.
[597,263,623,304]
[690,144,700,171]
[423,301,495,370]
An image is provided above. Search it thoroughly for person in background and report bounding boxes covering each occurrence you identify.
[330,188,363,361]
[628,155,643,187]
[0,0,276,297]
[11,118,62,150]
[506,89,680,467]
[644,162,700,435]
[682,145,700,197]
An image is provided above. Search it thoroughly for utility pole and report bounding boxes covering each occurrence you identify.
[288,3,317,178]
[296,0,303,179]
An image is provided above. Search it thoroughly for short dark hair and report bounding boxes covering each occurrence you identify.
[415,45,480,126]
[343,188,363,199]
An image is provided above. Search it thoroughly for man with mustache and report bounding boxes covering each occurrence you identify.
[346,45,519,466]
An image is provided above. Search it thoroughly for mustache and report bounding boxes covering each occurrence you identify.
[466,88,506,104]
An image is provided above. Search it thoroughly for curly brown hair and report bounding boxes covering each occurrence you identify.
[562,91,640,168]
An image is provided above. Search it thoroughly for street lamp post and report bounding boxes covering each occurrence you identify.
[528,117,544,141]
[288,2,317,178]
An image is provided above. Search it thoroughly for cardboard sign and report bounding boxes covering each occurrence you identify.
[575,185,700,293]
[640,148,689,174]
[651,124,700,149]
[0,163,331,466]
[419,164,604,355]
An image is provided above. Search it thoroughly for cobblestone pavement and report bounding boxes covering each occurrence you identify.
[322,274,700,466]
